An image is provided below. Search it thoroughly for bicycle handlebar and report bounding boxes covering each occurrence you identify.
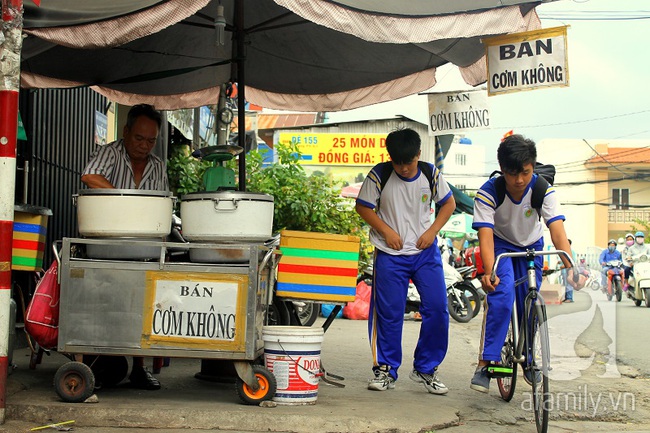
[490,249,577,285]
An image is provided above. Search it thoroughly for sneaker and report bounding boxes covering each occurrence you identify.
[470,366,490,393]
[409,369,448,395]
[523,367,542,386]
[368,365,395,391]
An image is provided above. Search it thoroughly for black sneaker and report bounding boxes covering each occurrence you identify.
[129,367,161,390]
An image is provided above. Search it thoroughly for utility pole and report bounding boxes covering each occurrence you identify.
[0,0,24,424]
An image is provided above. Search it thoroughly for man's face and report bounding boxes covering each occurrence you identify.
[501,162,534,197]
[391,152,420,179]
[123,116,159,163]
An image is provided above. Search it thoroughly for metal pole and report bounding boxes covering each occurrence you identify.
[235,0,246,191]
[0,0,23,423]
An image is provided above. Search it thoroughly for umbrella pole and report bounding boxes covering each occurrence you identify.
[0,0,23,423]
[235,0,246,191]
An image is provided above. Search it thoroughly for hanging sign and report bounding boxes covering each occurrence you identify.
[427,90,489,136]
[485,26,569,96]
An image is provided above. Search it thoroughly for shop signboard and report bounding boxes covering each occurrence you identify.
[485,25,569,96]
[277,132,390,166]
[427,90,489,135]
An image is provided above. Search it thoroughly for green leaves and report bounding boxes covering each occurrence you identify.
[167,142,371,270]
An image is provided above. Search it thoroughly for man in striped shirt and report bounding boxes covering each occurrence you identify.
[82,104,168,190]
[81,104,166,390]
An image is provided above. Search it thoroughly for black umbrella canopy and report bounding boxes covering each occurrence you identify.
[20,0,548,111]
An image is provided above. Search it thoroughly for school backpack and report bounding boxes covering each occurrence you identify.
[490,162,556,220]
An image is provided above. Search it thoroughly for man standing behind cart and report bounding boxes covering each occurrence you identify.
[81,103,166,390]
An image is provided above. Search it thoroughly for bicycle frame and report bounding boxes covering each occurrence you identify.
[492,249,575,365]
[491,248,576,432]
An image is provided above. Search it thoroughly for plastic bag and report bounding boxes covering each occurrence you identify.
[343,280,371,320]
[25,261,60,349]
[321,303,343,318]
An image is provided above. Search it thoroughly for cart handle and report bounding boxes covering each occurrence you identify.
[52,240,62,284]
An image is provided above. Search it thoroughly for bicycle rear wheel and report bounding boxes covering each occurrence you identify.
[496,316,517,401]
[530,303,550,433]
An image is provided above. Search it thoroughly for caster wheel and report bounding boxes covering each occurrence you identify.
[54,361,95,403]
[236,365,277,405]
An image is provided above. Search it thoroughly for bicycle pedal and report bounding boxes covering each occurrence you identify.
[487,365,513,378]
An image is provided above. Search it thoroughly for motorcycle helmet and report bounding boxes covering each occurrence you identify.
[635,231,645,245]
[625,233,634,247]
[607,239,617,252]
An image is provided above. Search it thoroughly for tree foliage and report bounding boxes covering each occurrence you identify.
[168,142,371,270]
[242,144,371,269]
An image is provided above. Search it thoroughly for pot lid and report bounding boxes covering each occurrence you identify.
[181,191,273,202]
[77,189,174,198]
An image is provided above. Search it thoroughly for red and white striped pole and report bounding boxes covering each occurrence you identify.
[0,0,23,423]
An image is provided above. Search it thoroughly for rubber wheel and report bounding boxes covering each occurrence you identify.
[615,280,622,302]
[448,290,473,323]
[83,355,129,388]
[590,280,601,291]
[635,299,642,307]
[267,298,291,326]
[54,361,96,403]
[645,289,650,308]
[458,282,481,318]
[497,317,517,402]
[236,365,277,405]
[290,302,320,327]
[530,304,550,433]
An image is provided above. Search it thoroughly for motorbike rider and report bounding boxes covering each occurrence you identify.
[599,239,622,289]
[623,231,650,289]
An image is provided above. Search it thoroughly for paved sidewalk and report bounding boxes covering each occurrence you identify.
[3,303,650,433]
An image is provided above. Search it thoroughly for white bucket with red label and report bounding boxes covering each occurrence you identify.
[262,325,324,405]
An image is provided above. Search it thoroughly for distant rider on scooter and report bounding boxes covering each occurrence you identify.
[600,239,622,289]
[623,231,650,291]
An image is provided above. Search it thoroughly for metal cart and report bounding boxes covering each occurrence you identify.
[53,237,278,404]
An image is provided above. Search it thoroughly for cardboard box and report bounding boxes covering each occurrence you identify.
[12,210,50,271]
[276,230,360,302]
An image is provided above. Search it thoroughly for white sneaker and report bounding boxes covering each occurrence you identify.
[368,365,395,391]
[409,369,448,395]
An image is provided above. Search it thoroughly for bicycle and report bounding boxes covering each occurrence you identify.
[487,249,575,433]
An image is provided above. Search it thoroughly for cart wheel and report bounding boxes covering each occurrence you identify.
[54,361,95,403]
[236,365,277,405]
[83,355,129,388]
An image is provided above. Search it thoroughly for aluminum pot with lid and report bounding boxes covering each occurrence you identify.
[181,191,274,242]
[75,189,174,238]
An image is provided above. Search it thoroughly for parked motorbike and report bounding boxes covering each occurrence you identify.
[628,254,650,307]
[604,259,624,302]
[454,265,485,318]
[584,269,602,292]
[405,262,477,323]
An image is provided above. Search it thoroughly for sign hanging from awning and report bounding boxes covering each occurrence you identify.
[427,90,489,136]
[484,25,569,96]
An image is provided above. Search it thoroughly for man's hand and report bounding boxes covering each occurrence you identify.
[481,273,499,293]
[416,230,436,250]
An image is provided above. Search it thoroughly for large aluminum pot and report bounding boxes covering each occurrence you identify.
[181,191,274,242]
[75,189,174,238]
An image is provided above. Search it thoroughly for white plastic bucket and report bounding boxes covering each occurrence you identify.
[262,325,324,405]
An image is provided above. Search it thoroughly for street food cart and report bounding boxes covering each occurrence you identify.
[49,146,281,404]
[54,237,277,404]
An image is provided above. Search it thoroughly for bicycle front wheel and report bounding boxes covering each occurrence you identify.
[530,303,550,433]
[496,316,517,401]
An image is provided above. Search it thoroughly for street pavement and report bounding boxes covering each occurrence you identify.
[2,289,650,433]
